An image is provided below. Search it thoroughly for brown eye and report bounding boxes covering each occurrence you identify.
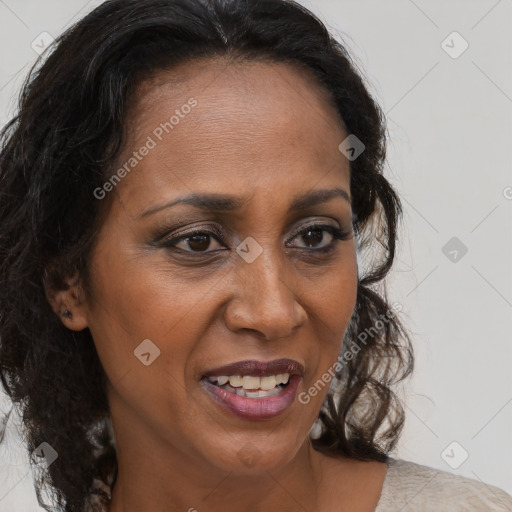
[181,234,214,252]
[168,232,224,252]
[159,226,226,253]
[298,227,331,248]
[288,224,351,252]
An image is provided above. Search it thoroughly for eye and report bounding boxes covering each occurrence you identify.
[161,227,226,253]
[286,223,352,252]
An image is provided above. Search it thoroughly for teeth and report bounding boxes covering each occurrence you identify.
[229,376,243,387]
[234,387,284,398]
[242,376,260,390]
[260,376,276,390]
[247,388,283,398]
[276,373,290,385]
[207,373,291,391]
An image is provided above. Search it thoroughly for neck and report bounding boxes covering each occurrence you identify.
[109,434,323,512]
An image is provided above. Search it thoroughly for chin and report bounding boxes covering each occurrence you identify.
[201,436,304,475]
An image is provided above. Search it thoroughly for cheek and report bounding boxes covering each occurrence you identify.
[304,249,358,335]
[85,252,216,447]
[85,237,217,402]
[299,252,357,397]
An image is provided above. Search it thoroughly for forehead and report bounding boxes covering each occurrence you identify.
[112,56,350,212]
[130,55,344,125]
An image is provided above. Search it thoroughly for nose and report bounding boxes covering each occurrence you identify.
[223,248,307,341]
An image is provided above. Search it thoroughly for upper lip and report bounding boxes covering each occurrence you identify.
[202,358,304,378]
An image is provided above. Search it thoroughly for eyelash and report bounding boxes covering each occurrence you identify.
[157,223,352,256]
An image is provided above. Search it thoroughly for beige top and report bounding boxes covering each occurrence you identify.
[375,458,512,511]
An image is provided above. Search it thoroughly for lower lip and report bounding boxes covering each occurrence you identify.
[201,375,301,420]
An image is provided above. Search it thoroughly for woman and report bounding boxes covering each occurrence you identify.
[0,0,510,511]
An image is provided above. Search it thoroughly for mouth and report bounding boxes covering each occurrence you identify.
[200,359,303,420]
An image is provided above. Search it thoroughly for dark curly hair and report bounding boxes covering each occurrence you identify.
[0,0,413,510]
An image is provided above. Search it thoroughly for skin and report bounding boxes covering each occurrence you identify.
[47,57,387,511]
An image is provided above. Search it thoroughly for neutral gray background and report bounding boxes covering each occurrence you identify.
[0,0,511,509]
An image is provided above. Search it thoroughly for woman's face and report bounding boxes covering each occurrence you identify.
[83,57,358,474]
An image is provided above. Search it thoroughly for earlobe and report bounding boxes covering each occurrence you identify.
[44,271,89,331]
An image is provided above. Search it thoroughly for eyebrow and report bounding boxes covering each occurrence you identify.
[138,187,351,219]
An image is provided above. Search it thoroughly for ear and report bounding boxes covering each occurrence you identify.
[44,270,89,331]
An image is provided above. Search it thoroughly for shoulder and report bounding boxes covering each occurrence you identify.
[375,458,512,512]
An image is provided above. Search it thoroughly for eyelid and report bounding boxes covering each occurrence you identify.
[151,222,226,245]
